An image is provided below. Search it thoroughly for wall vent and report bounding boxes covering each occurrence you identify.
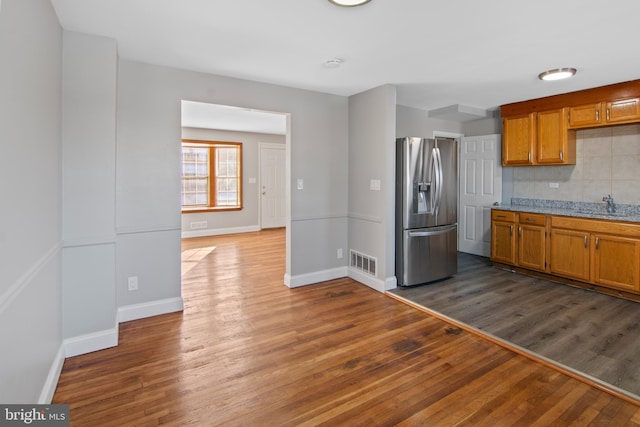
[190,221,208,230]
[350,250,377,277]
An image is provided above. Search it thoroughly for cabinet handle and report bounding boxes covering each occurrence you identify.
[497,215,506,218]
[519,226,522,236]
[595,110,599,122]
[510,225,514,236]
[559,150,563,161]
[584,235,588,248]
[606,108,610,121]
[595,236,599,249]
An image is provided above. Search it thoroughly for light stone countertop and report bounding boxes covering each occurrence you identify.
[493,198,640,223]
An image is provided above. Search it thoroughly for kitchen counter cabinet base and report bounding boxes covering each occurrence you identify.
[492,210,640,302]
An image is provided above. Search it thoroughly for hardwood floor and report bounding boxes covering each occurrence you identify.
[389,253,640,401]
[53,229,640,425]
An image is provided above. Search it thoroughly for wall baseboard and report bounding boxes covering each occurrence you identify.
[39,344,65,404]
[64,324,119,358]
[348,268,389,293]
[285,267,347,288]
[181,225,260,239]
[117,297,184,323]
[384,275,398,291]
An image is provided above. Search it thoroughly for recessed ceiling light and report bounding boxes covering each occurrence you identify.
[538,68,577,81]
[328,0,372,7]
[324,58,343,68]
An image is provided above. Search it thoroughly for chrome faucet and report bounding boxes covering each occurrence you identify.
[603,194,616,213]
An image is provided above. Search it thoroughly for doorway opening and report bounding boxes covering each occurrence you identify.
[179,100,290,288]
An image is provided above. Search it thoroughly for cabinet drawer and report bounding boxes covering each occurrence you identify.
[518,212,545,226]
[552,215,640,237]
[492,210,516,222]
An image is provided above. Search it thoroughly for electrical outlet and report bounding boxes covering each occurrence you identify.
[549,182,560,188]
[337,248,343,259]
[127,276,138,291]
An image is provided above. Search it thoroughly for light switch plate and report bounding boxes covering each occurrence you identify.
[297,179,304,190]
[370,179,381,191]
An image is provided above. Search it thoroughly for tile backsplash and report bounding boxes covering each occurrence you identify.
[512,123,640,204]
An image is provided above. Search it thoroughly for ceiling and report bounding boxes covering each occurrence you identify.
[181,101,287,135]
[51,0,640,133]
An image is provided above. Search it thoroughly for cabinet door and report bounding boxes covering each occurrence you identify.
[517,224,546,271]
[568,103,602,129]
[606,98,640,124]
[591,233,640,292]
[502,113,535,166]
[537,108,575,165]
[491,220,516,264]
[549,228,590,281]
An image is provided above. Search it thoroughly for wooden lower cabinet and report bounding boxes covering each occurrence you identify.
[493,210,640,298]
[491,220,516,264]
[518,224,546,271]
[550,228,590,281]
[491,210,546,272]
[592,233,640,292]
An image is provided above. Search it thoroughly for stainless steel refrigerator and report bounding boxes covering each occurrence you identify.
[395,137,458,286]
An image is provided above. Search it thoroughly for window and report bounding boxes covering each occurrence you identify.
[181,139,242,212]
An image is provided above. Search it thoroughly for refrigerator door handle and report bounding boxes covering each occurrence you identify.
[433,147,443,214]
[428,148,437,213]
[408,224,457,237]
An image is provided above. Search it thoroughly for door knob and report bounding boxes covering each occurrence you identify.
[262,191,266,195]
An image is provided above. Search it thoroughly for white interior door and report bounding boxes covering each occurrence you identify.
[458,134,502,257]
[260,143,286,228]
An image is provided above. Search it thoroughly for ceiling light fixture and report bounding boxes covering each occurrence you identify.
[328,0,372,7]
[324,58,343,68]
[538,68,577,81]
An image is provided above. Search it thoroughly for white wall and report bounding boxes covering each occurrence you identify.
[462,116,501,136]
[348,85,397,291]
[396,105,464,138]
[116,60,349,300]
[0,0,64,403]
[61,31,118,352]
[180,128,285,237]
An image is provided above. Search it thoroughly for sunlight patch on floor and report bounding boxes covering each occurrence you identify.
[181,246,216,276]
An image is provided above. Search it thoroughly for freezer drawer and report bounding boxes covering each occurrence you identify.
[397,224,457,286]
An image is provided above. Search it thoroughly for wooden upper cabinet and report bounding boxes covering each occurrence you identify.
[502,109,575,166]
[568,103,603,128]
[569,98,640,129]
[537,108,575,165]
[501,80,640,161]
[606,97,640,124]
[502,113,535,166]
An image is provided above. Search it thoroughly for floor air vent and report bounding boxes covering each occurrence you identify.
[350,250,377,277]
